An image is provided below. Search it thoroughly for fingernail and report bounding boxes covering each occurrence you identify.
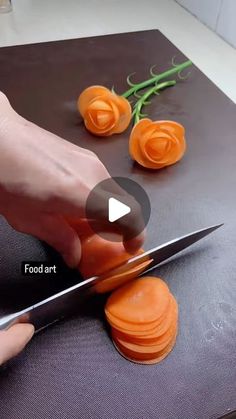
[25,324,35,341]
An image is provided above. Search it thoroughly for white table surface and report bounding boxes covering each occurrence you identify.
[0,0,236,103]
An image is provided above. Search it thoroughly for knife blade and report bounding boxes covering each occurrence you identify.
[0,223,223,332]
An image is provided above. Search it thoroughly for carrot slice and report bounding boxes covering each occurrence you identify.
[111,314,177,348]
[130,296,178,343]
[105,297,170,332]
[113,329,177,364]
[107,95,132,134]
[105,293,172,333]
[111,296,178,343]
[79,235,131,278]
[77,85,110,117]
[105,275,178,364]
[107,293,174,328]
[112,321,177,354]
[79,233,143,278]
[95,259,151,294]
[112,323,174,350]
[105,277,170,324]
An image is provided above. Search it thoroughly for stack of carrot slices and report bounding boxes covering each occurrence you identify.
[105,277,178,364]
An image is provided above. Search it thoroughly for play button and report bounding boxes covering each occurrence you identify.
[108,197,131,223]
[85,177,151,242]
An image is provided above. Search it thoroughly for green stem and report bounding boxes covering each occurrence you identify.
[122,60,192,98]
[133,80,176,124]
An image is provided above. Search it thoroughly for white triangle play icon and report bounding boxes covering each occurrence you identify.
[108,197,131,223]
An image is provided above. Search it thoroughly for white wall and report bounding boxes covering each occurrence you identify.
[176,0,236,48]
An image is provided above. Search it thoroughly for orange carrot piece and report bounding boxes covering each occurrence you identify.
[84,97,119,136]
[129,118,186,169]
[78,233,143,278]
[105,301,170,333]
[77,85,110,117]
[113,329,177,364]
[78,85,132,136]
[105,292,172,333]
[79,235,131,278]
[107,95,132,134]
[105,275,179,364]
[111,295,178,343]
[105,277,170,324]
[112,321,177,354]
[95,259,151,294]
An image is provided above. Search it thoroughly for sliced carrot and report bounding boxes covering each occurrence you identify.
[124,322,176,348]
[112,322,177,354]
[130,297,178,343]
[105,292,172,333]
[78,233,143,278]
[107,95,132,134]
[105,299,171,333]
[106,293,174,328]
[105,277,170,324]
[105,312,169,332]
[105,275,179,364]
[111,315,177,349]
[77,85,110,117]
[95,259,151,294]
[111,296,178,343]
[113,329,177,364]
[112,323,174,350]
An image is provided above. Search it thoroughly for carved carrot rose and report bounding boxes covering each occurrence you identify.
[77,60,192,137]
[77,86,132,136]
[129,118,186,169]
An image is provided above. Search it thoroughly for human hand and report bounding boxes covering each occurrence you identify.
[0,323,34,366]
[0,92,145,267]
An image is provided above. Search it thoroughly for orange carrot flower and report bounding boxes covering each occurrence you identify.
[129,118,186,169]
[77,86,132,136]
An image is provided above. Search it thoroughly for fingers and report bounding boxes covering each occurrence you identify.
[28,214,82,268]
[7,211,82,268]
[0,324,34,366]
[85,184,146,252]
[45,154,111,219]
[51,176,146,253]
[123,230,146,254]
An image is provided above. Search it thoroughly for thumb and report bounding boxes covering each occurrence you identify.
[0,324,34,366]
